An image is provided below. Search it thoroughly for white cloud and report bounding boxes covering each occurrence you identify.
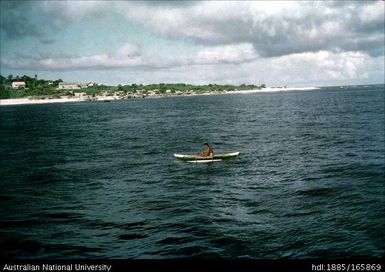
[359,1,384,24]
[194,43,257,64]
[121,1,384,57]
[3,41,382,86]
[4,1,383,57]
[23,49,381,87]
[1,43,143,70]
[114,44,141,58]
[8,1,383,57]
[267,51,373,84]
[1,43,257,70]
[113,50,383,86]
[42,1,109,21]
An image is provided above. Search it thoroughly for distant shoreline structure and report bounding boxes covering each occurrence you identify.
[238,86,320,93]
[2,74,382,106]
[2,84,384,106]
[1,86,322,106]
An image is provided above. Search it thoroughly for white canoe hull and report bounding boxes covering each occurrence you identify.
[174,152,240,161]
[187,159,223,163]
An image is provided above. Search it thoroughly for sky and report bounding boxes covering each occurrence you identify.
[0,0,384,87]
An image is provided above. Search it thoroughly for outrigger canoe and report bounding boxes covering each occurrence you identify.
[174,152,240,162]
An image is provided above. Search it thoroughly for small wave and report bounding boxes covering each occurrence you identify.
[45,212,84,223]
[287,210,321,217]
[320,163,384,180]
[0,219,42,228]
[118,221,146,230]
[44,243,105,257]
[143,150,161,155]
[248,208,274,215]
[156,236,191,245]
[210,237,238,247]
[191,251,223,258]
[296,187,336,197]
[118,233,148,240]
[177,245,207,256]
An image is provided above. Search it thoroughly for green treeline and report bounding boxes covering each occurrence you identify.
[1,74,266,99]
[0,74,64,99]
[116,83,265,93]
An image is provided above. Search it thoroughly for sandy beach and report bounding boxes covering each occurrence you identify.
[259,87,320,92]
[224,87,320,94]
[0,97,87,106]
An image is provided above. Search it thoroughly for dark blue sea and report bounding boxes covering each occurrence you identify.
[0,85,384,259]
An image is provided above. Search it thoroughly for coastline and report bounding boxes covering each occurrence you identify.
[0,97,88,106]
[0,87,320,106]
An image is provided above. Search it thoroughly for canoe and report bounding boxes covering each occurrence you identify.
[187,159,223,163]
[174,152,240,161]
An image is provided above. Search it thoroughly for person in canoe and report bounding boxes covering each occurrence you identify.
[200,143,214,157]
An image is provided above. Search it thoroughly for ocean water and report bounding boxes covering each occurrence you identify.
[0,85,384,259]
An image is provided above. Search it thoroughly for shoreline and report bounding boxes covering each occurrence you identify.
[0,87,321,106]
[0,97,88,106]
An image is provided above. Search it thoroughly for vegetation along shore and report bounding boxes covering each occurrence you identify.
[1,74,271,105]
[1,74,320,106]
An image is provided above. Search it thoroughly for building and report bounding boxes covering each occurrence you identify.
[12,81,26,89]
[58,82,80,90]
[74,92,87,97]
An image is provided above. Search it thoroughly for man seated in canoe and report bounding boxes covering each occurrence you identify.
[200,143,214,157]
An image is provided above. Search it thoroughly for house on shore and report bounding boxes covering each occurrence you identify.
[58,82,80,90]
[74,92,87,98]
[12,81,26,89]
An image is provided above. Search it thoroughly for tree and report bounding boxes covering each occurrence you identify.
[159,85,166,93]
[0,88,10,99]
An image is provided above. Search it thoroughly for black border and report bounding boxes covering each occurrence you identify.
[1,259,384,272]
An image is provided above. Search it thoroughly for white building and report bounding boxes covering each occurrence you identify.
[74,92,87,97]
[12,81,26,89]
[58,82,80,90]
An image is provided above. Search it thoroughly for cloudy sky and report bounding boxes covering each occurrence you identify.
[1,1,384,86]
